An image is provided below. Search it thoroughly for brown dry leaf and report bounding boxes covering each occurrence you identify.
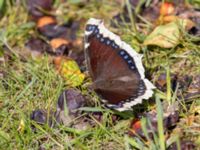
[55,88,85,124]
[56,89,86,115]
[27,0,53,20]
[25,38,50,58]
[129,101,179,138]
[144,17,195,48]
[162,16,195,30]
[144,22,180,48]
[30,109,53,127]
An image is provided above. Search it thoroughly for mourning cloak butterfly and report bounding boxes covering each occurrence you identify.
[84,18,155,111]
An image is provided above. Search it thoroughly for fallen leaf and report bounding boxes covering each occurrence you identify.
[144,22,180,48]
[27,0,53,20]
[25,38,50,58]
[38,20,79,41]
[49,38,71,56]
[56,89,86,115]
[129,102,179,139]
[160,2,175,16]
[54,57,85,87]
[38,24,69,39]
[162,16,195,30]
[55,89,88,127]
[37,16,56,28]
[30,109,53,127]
[155,73,177,92]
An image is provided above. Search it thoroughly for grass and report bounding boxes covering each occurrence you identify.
[0,0,200,149]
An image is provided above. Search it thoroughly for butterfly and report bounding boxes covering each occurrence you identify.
[84,18,155,111]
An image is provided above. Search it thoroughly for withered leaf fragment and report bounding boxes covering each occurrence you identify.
[27,0,53,20]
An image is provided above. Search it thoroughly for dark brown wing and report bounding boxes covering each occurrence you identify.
[85,32,146,105]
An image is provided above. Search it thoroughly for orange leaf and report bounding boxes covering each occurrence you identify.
[160,2,175,16]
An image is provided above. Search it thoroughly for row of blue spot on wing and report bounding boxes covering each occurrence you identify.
[86,24,119,49]
[86,25,96,32]
[118,50,136,70]
[86,24,136,71]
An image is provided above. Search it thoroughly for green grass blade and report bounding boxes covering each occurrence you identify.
[156,96,165,150]
[125,0,137,34]
[124,135,148,150]
[166,66,172,105]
